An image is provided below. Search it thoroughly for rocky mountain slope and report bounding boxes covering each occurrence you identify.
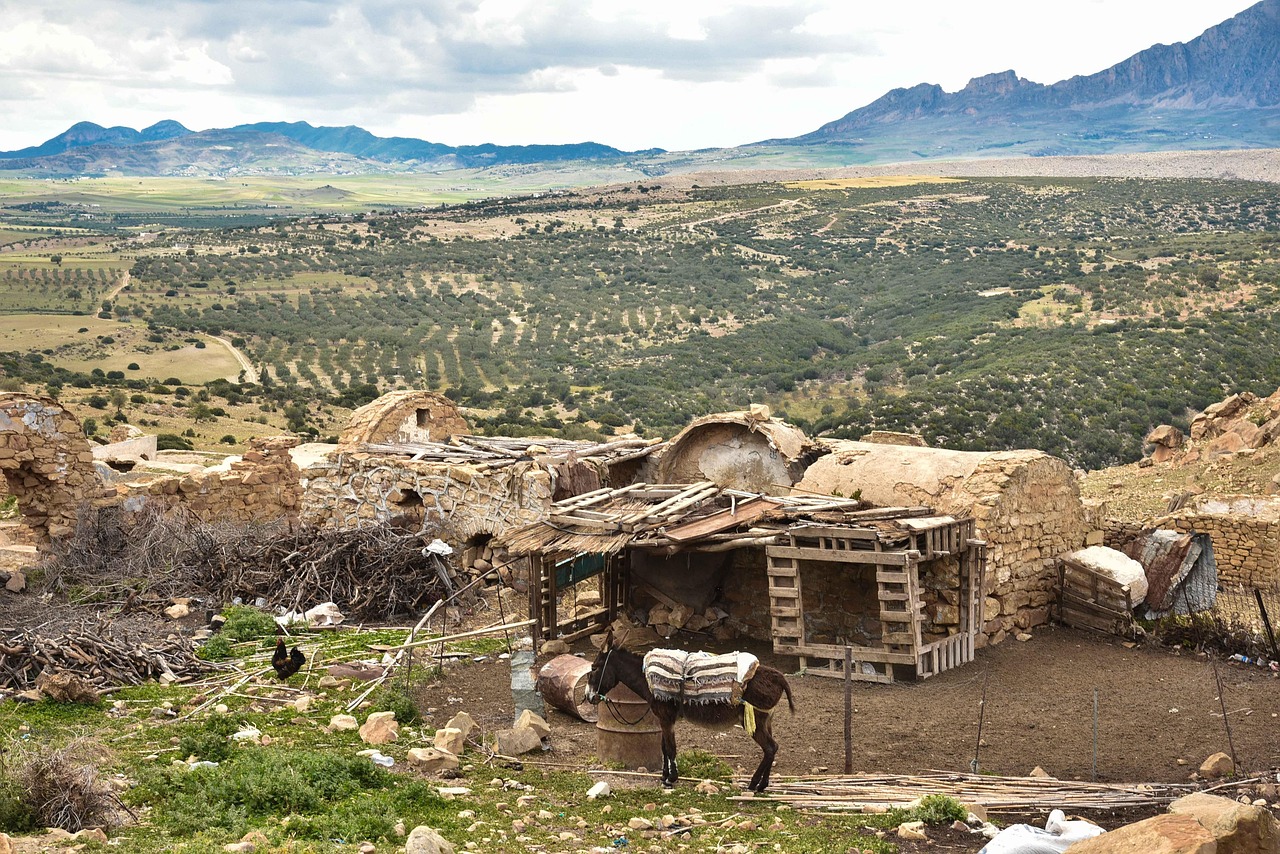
[782,0,1280,159]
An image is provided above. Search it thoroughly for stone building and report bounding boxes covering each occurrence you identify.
[796,441,1089,647]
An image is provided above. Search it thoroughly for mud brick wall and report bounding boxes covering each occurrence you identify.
[121,436,302,524]
[299,452,554,544]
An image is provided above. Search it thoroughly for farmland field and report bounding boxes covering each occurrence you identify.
[1,171,1279,464]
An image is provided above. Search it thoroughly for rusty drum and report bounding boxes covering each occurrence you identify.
[595,682,662,770]
[535,655,598,723]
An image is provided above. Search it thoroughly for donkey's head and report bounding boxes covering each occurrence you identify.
[585,628,619,704]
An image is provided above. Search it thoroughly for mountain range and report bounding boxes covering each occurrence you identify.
[3,0,1278,176]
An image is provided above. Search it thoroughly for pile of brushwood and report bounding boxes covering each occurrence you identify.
[37,506,457,620]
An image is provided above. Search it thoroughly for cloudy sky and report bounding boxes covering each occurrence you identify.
[0,0,1257,153]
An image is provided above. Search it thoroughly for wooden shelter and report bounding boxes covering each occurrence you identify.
[502,482,987,683]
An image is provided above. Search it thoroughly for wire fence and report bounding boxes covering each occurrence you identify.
[1152,583,1280,663]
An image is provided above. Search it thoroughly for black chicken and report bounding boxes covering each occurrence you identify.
[272,627,306,680]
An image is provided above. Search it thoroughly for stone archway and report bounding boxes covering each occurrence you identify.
[0,394,106,545]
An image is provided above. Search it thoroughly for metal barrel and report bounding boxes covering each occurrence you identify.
[595,682,663,770]
[535,655,598,723]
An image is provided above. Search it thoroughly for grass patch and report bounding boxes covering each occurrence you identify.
[219,605,277,642]
[127,747,447,841]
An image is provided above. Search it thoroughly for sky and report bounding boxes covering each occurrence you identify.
[0,0,1259,153]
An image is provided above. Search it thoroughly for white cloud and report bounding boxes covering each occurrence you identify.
[0,0,1261,152]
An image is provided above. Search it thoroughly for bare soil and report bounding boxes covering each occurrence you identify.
[411,623,1280,853]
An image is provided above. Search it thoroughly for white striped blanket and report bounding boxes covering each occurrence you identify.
[642,649,759,706]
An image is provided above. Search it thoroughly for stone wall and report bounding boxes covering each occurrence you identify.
[120,436,303,525]
[299,451,554,544]
[798,441,1089,647]
[1162,496,1280,588]
[0,394,112,543]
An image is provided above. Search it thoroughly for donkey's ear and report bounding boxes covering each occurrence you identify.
[603,626,615,650]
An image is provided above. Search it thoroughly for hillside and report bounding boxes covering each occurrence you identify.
[5,172,1280,470]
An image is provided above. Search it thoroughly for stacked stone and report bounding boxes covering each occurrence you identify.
[126,436,302,524]
[0,394,112,543]
[1164,497,1280,588]
[950,452,1089,648]
[300,454,554,546]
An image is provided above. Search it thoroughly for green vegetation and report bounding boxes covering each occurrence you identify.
[3,175,1280,466]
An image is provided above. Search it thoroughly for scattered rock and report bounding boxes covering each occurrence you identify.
[0,832,13,854]
[72,828,109,844]
[35,671,100,704]
[1029,766,1053,778]
[896,820,927,841]
[444,711,477,740]
[434,726,466,756]
[408,747,460,774]
[1199,752,1234,779]
[540,639,571,656]
[405,824,457,854]
[329,714,359,731]
[492,726,542,755]
[1067,813,1216,854]
[165,602,191,620]
[695,780,720,794]
[4,570,26,593]
[359,711,399,745]
[514,709,550,739]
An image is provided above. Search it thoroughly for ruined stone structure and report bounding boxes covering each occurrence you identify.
[121,436,303,525]
[340,390,470,446]
[0,394,111,543]
[798,441,1088,647]
[299,451,554,546]
[1161,496,1280,588]
[657,407,817,495]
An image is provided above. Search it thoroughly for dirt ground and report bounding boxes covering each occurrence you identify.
[415,623,1280,787]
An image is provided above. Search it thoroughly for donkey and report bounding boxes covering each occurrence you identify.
[585,631,794,792]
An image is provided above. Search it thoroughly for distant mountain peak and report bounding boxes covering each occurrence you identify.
[794,0,1280,147]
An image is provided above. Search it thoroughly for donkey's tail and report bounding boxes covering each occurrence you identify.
[782,675,795,714]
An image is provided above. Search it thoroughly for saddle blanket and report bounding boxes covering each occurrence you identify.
[642,649,759,706]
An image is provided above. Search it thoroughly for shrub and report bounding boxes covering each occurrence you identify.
[219,434,237,445]
[219,605,276,642]
[156,433,194,451]
[4,738,126,832]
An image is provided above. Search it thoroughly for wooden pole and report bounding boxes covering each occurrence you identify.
[1092,688,1098,782]
[843,646,853,774]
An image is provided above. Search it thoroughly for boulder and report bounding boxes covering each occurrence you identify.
[36,671,100,704]
[433,726,465,756]
[1200,752,1235,779]
[1067,814,1217,854]
[444,711,477,741]
[514,709,550,739]
[1169,792,1280,854]
[540,639,570,656]
[329,714,359,731]
[165,602,191,620]
[0,833,12,854]
[896,821,927,841]
[359,711,399,745]
[407,747,460,774]
[4,570,25,593]
[405,825,457,854]
[1147,424,1185,449]
[492,726,542,756]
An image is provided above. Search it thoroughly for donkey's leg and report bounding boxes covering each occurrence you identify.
[747,712,778,792]
[659,719,679,788]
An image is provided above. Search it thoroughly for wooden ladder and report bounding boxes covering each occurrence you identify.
[766,550,805,668]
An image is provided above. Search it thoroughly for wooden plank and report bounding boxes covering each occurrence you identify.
[664,497,781,542]
[806,667,893,683]
[770,606,801,618]
[768,545,910,566]
[1061,590,1130,619]
[897,515,957,532]
[876,570,909,583]
[788,525,880,541]
[774,642,917,665]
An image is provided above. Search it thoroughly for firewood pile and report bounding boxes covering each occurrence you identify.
[0,621,219,691]
[37,506,460,620]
